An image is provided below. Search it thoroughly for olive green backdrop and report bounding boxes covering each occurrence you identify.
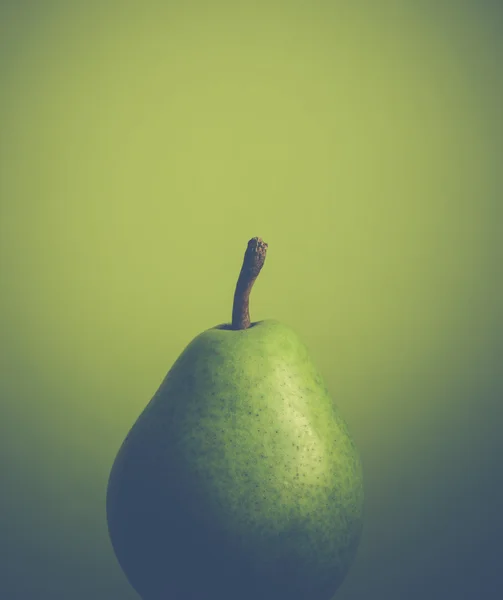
[1,1,502,599]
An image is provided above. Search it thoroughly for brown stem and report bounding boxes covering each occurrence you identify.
[231,237,268,330]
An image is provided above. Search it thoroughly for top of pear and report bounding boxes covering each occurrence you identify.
[231,237,268,330]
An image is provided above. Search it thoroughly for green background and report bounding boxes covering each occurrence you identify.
[1,1,502,599]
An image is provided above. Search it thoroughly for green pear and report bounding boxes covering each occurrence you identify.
[106,237,364,600]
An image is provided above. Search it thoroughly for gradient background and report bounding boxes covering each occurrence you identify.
[1,1,502,599]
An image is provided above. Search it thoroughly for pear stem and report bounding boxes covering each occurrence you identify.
[231,237,268,330]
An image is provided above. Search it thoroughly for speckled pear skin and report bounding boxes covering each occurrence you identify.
[106,319,364,600]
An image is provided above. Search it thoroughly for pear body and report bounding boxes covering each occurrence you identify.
[107,319,364,600]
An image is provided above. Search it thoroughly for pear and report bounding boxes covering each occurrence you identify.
[106,238,364,600]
